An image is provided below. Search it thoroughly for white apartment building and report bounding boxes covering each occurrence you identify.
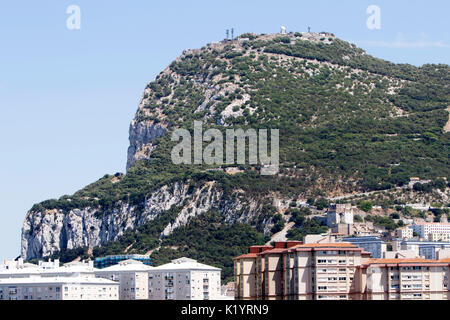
[95,259,153,300]
[412,222,450,242]
[148,257,221,300]
[0,276,119,300]
[0,258,59,272]
[0,260,96,279]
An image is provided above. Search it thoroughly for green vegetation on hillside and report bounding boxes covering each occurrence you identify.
[26,33,450,272]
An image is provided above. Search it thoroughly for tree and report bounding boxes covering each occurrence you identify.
[358,201,373,213]
[390,213,400,219]
[315,198,329,210]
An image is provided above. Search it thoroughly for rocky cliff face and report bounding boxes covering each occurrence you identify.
[126,120,166,170]
[21,181,263,260]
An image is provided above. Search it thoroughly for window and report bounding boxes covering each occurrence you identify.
[328,277,337,281]
[328,260,337,264]
[391,284,399,289]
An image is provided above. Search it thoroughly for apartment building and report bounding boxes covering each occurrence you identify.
[341,236,387,259]
[233,242,302,300]
[234,241,369,300]
[412,222,450,241]
[285,243,370,300]
[0,260,96,279]
[395,227,414,240]
[0,276,119,300]
[0,258,59,272]
[234,241,450,300]
[148,257,222,300]
[392,239,450,259]
[95,259,153,300]
[362,258,449,300]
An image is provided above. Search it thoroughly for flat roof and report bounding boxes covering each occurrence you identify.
[0,276,118,285]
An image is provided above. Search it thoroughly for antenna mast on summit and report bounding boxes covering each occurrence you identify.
[226,29,229,40]
[231,28,234,40]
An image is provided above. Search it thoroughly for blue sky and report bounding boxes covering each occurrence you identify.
[0,0,448,260]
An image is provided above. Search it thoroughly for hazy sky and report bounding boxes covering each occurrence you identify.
[0,0,449,260]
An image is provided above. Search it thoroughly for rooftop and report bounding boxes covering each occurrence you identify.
[95,259,154,272]
[0,276,117,285]
[152,257,221,271]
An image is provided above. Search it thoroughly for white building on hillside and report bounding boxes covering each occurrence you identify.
[95,259,153,300]
[149,257,222,300]
[412,222,450,242]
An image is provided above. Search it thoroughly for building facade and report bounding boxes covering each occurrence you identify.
[327,204,354,227]
[341,236,387,259]
[393,239,450,260]
[395,227,414,240]
[234,242,450,300]
[0,277,119,300]
[148,257,222,300]
[95,259,152,300]
[363,259,449,300]
[412,222,450,242]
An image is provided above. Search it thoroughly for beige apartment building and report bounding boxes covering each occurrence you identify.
[395,227,414,240]
[363,258,449,300]
[234,241,304,300]
[234,242,450,300]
